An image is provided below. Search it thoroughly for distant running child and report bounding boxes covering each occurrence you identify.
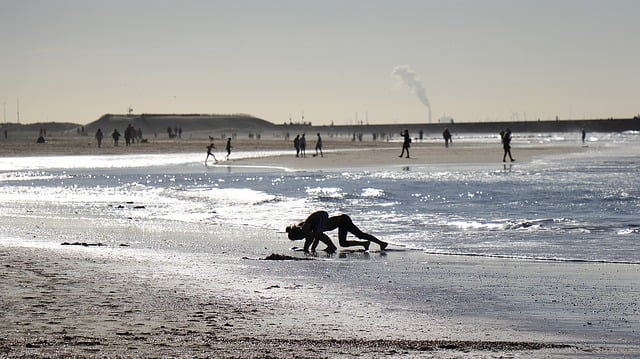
[205,142,217,163]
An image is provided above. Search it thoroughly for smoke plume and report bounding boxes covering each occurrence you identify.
[392,65,432,122]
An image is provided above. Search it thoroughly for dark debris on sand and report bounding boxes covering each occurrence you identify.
[60,242,105,247]
[262,253,312,261]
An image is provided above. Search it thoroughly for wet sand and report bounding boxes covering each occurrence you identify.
[2,215,638,358]
[1,136,638,358]
[231,141,581,171]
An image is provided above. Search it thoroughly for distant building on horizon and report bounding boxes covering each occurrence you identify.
[438,116,454,124]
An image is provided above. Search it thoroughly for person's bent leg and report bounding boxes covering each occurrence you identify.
[337,215,370,250]
[341,215,387,250]
[313,233,337,253]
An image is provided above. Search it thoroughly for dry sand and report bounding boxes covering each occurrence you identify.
[2,135,638,358]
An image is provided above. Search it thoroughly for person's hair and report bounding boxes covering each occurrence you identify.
[286,224,303,240]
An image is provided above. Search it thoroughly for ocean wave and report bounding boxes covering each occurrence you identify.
[175,187,278,206]
[447,220,504,231]
[617,225,640,235]
[419,249,640,265]
[0,171,70,182]
[446,218,570,231]
[361,188,386,198]
[305,186,345,200]
[0,150,291,171]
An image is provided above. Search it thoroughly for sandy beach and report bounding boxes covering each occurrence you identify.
[0,132,587,168]
[1,135,638,358]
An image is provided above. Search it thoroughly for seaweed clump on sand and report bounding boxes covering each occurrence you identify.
[61,242,105,247]
[263,253,312,261]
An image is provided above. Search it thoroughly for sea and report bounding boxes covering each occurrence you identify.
[1,131,639,265]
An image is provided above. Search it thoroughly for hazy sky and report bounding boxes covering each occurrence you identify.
[2,0,639,125]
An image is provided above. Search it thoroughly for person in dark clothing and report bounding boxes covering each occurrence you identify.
[442,128,452,148]
[399,129,411,158]
[205,142,217,163]
[124,124,134,146]
[300,133,307,157]
[225,137,232,160]
[95,129,104,148]
[314,133,323,157]
[293,134,301,157]
[501,128,515,162]
[286,211,388,253]
[112,129,121,146]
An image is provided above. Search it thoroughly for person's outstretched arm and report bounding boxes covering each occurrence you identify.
[313,232,337,253]
[303,234,315,253]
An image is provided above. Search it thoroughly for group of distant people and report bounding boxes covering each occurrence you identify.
[167,126,183,139]
[398,128,516,162]
[293,133,323,158]
[205,137,233,164]
[90,125,589,166]
[93,124,144,148]
[36,128,47,144]
[398,128,451,158]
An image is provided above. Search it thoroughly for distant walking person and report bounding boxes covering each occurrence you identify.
[300,133,307,157]
[399,129,411,158]
[205,142,217,163]
[95,128,104,148]
[124,124,134,146]
[501,128,515,162]
[314,133,323,157]
[581,128,586,144]
[442,128,452,148]
[225,137,232,160]
[293,134,301,157]
[112,129,121,146]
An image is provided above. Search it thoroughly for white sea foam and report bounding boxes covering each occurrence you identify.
[0,150,291,171]
[361,188,385,198]
[447,220,504,230]
[305,186,344,200]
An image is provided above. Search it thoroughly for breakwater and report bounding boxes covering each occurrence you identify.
[305,117,640,135]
